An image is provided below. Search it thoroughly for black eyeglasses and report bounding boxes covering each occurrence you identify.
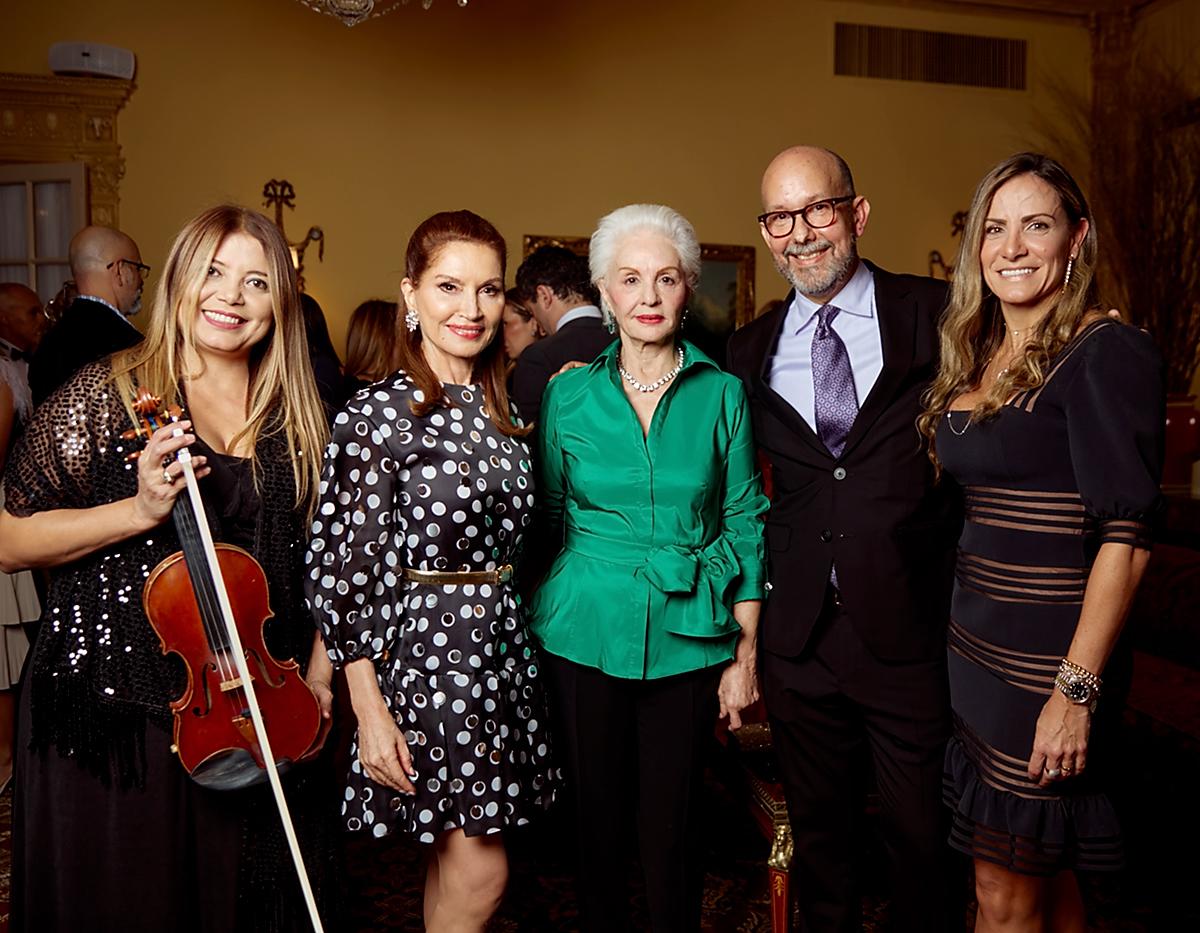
[107,258,151,279]
[758,196,855,238]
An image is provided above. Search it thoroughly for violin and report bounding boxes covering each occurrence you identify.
[127,387,325,932]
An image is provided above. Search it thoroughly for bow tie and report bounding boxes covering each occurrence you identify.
[0,346,31,363]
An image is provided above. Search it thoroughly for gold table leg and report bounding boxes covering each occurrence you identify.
[768,820,794,933]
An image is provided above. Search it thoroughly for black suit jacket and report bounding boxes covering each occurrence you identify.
[512,315,614,426]
[727,262,960,661]
[30,297,143,406]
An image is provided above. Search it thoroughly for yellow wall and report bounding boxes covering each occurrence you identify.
[3,0,1091,350]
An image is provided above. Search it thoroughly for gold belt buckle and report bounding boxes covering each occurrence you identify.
[497,564,513,584]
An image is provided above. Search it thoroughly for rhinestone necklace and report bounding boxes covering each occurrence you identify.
[945,410,972,436]
[618,346,685,393]
[947,325,1027,437]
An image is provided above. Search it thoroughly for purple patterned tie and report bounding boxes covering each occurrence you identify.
[812,304,858,458]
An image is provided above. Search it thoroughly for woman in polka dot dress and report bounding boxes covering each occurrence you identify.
[306,211,558,930]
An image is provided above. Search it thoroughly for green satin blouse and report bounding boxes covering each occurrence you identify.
[528,340,768,680]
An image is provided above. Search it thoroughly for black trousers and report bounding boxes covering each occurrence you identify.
[760,591,961,933]
[543,652,721,933]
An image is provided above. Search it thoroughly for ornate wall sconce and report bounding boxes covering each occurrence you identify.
[262,179,324,292]
[928,210,967,281]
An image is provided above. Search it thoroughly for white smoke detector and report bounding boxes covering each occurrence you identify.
[49,42,136,80]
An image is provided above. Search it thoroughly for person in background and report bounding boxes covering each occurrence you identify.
[530,203,767,932]
[0,282,47,794]
[29,225,145,405]
[300,292,344,418]
[501,288,543,366]
[341,298,400,399]
[919,152,1164,931]
[510,245,611,425]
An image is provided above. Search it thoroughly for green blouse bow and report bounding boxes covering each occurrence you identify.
[528,341,767,680]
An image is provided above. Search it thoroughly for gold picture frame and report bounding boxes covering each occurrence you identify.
[522,235,757,331]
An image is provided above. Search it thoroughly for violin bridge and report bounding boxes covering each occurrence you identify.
[219,675,245,692]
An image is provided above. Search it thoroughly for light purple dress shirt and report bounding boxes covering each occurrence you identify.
[766,261,883,432]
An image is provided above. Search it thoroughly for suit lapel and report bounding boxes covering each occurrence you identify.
[840,262,917,457]
[748,292,829,458]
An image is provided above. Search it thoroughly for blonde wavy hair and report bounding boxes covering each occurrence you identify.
[110,205,328,513]
[918,153,1100,470]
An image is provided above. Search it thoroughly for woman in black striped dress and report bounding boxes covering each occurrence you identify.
[919,153,1164,931]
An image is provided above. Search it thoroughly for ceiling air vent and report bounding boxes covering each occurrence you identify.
[834,22,1026,91]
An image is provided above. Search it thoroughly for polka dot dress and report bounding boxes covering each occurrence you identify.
[306,374,559,842]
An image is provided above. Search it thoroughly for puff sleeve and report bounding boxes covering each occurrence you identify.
[305,397,406,667]
[720,381,768,602]
[1065,324,1165,550]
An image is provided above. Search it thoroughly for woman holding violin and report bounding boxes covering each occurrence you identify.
[0,204,338,933]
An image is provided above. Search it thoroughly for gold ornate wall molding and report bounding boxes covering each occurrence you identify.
[0,72,134,227]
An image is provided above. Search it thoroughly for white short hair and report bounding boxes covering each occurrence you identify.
[589,204,702,292]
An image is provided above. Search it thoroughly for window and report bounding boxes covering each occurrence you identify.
[0,162,88,302]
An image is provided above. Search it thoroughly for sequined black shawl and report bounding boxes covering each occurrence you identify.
[3,361,316,787]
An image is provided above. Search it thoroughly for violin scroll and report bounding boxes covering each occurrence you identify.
[121,387,186,461]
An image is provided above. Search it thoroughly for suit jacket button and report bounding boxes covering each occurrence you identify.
[833,467,847,480]
[820,529,833,543]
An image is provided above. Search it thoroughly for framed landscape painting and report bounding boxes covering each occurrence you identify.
[522,234,756,361]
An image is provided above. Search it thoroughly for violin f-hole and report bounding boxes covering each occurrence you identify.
[192,662,218,717]
[246,647,288,690]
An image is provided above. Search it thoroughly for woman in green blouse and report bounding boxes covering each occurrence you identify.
[529,203,768,933]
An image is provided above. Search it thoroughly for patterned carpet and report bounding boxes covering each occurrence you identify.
[0,721,1195,931]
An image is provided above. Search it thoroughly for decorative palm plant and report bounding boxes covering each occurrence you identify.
[1043,57,1200,394]
[1090,69,1200,394]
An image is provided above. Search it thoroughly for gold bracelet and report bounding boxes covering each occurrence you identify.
[1060,657,1101,688]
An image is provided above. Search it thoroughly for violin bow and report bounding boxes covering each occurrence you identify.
[132,392,326,933]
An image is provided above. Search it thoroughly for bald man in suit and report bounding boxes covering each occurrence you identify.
[727,146,961,932]
[30,225,145,405]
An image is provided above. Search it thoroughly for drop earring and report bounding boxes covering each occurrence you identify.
[405,306,419,333]
[1063,255,1075,289]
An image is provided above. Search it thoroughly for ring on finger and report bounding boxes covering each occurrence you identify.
[1044,767,1062,779]
[162,468,175,485]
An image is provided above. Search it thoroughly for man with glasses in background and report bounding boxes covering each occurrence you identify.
[30,225,146,405]
[727,146,961,931]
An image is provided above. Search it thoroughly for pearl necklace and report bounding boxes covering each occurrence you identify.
[618,346,684,393]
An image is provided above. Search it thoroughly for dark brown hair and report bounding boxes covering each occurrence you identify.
[504,287,534,322]
[345,298,400,382]
[398,210,527,436]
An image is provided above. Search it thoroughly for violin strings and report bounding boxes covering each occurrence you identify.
[174,461,241,715]
[150,404,254,740]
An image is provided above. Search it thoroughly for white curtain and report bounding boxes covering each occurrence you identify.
[36,264,71,301]
[34,181,71,260]
[0,184,28,263]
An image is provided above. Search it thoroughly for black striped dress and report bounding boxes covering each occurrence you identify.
[936,320,1163,876]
